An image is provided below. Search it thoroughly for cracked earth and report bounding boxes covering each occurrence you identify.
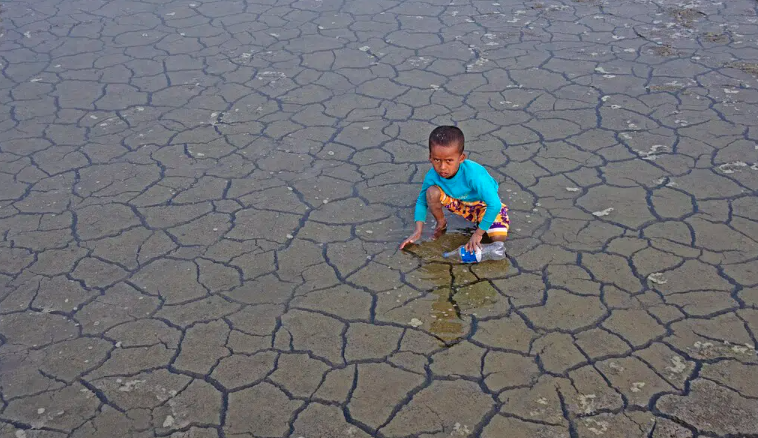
[1,0,758,436]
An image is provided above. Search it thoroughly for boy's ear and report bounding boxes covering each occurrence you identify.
[460,152,467,161]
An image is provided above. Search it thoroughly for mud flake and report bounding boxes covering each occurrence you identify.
[592,208,614,217]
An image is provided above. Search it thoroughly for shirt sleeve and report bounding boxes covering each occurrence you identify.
[471,172,502,231]
[413,171,434,223]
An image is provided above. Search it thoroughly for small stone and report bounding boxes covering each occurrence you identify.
[409,318,423,328]
[163,415,175,428]
[37,408,45,414]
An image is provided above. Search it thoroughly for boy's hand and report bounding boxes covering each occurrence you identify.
[400,231,421,249]
[465,230,485,253]
[400,222,424,249]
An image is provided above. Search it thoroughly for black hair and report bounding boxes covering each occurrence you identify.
[428,125,465,154]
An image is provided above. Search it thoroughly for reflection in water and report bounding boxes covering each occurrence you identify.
[429,287,464,342]
[454,282,499,311]
[405,232,510,344]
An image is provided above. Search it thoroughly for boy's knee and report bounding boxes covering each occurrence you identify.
[426,185,442,202]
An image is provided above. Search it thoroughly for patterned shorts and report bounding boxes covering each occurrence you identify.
[440,190,510,237]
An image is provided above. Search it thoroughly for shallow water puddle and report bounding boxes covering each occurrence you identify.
[404,231,510,344]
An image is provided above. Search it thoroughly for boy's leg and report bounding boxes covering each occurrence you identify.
[485,203,510,243]
[488,233,506,242]
[426,186,447,239]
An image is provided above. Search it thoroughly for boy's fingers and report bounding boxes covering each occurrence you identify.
[401,232,422,249]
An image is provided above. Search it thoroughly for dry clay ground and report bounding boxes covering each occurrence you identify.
[1,0,758,437]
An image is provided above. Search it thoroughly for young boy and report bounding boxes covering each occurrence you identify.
[400,126,510,253]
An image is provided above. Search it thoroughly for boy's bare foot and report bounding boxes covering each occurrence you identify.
[432,222,447,240]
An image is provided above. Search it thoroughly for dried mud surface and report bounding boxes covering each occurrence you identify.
[1,0,757,436]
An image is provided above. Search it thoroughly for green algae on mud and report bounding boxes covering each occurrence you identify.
[725,61,758,76]
[669,7,705,28]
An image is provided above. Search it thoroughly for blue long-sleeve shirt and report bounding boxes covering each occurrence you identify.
[414,160,503,231]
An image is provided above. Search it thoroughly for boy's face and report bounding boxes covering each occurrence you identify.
[429,143,466,179]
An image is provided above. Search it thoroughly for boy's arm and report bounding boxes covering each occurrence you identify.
[413,184,429,224]
[413,169,435,223]
[463,175,501,252]
[473,177,502,232]
[401,173,433,249]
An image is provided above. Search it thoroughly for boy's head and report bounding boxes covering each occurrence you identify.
[428,125,466,179]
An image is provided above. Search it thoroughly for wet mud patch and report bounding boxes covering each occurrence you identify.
[669,7,706,28]
[403,231,510,344]
[702,32,729,43]
[650,45,678,57]
[726,61,758,77]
